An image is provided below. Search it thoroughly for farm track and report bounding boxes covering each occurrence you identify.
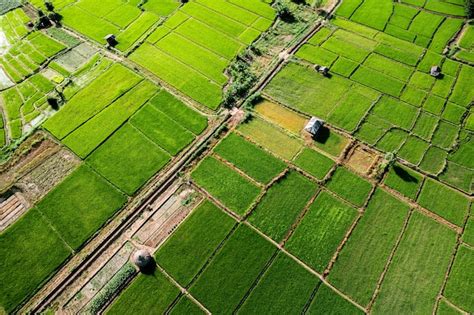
[25,14,327,314]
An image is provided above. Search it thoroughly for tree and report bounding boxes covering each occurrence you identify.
[44,1,54,11]
[275,0,294,22]
[467,0,474,18]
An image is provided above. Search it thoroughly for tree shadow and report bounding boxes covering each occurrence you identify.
[139,261,157,275]
[313,126,330,144]
[393,165,418,183]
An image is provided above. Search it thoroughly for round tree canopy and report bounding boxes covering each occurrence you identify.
[132,249,153,269]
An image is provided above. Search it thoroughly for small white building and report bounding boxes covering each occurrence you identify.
[305,117,324,136]
[430,65,441,78]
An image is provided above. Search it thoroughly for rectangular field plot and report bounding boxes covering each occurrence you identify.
[237,117,303,160]
[417,178,470,226]
[328,189,410,306]
[443,245,474,313]
[155,200,235,286]
[130,102,195,155]
[372,211,457,314]
[0,208,72,313]
[293,148,334,180]
[285,191,358,272]
[239,252,318,314]
[189,225,275,314]
[106,270,180,314]
[383,163,424,199]
[169,296,204,315]
[52,0,165,51]
[191,157,261,215]
[248,171,317,242]
[214,133,287,184]
[253,99,307,135]
[44,63,143,139]
[130,0,275,109]
[62,80,158,158]
[86,123,171,195]
[325,167,372,207]
[35,165,127,250]
[307,284,364,315]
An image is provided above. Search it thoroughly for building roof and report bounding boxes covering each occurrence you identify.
[305,117,324,135]
[430,65,441,77]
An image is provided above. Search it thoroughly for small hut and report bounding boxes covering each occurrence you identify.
[132,249,154,272]
[430,65,441,78]
[104,34,117,47]
[305,117,324,136]
[314,64,329,76]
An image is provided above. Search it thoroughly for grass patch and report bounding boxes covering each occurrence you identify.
[253,99,307,135]
[36,165,127,249]
[286,191,358,272]
[372,211,457,314]
[239,252,318,314]
[384,163,423,199]
[351,66,405,97]
[417,178,470,226]
[326,167,372,207]
[87,124,170,195]
[189,225,275,314]
[214,133,286,184]
[191,157,261,215]
[155,200,235,286]
[293,148,334,180]
[329,189,410,306]
[248,171,317,242]
[107,270,179,314]
[237,117,303,160]
[0,208,71,313]
[444,245,474,313]
[308,284,364,315]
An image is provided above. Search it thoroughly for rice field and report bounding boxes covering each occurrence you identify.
[1,0,473,313]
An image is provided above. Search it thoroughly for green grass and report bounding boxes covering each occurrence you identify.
[116,12,159,51]
[62,80,157,158]
[169,296,204,315]
[437,299,463,315]
[293,148,334,180]
[86,124,171,195]
[351,0,392,31]
[419,146,448,174]
[417,178,470,226]
[313,130,350,157]
[237,117,303,160]
[308,284,364,315]
[329,189,410,306]
[107,270,179,314]
[331,57,359,77]
[214,133,287,184]
[36,165,127,249]
[239,252,318,314]
[264,62,352,120]
[322,36,370,62]
[444,245,474,313]
[248,171,317,242]
[412,112,438,140]
[286,191,358,272]
[129,43,222,109]
[397,135,430,165]
[371,96,418,130]
[384,163,423,199]
[189,225,275,314]
[0,208,71,313]
[155,200,235,286]
[351,66,405,97]
[296,44,338,66]
[130,102,195,155]
[191,157,261,215]
[363,53,413,81]
[431,121,459,150]
[44,63,142,139]
[439,161,472,194]
[148,90,207,135]
[372,211,457,314]
[326,167,372,207]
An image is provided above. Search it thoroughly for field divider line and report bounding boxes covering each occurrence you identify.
[242,220,366,313]
[438,296,470,315]
[433,201,472,314]
[34,206,75,254]
[233,249,280,313]
[211,153,264,188]
[242,167,290,221]
[366,207,415,312]
[280,187,322,246]
[154,263,211,315]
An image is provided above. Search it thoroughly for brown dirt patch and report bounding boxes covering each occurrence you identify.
[346,145,379,176]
